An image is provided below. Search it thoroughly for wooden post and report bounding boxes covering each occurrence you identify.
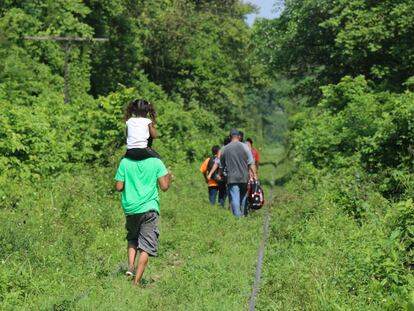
[63,41,70,104]
[24,36,108,103]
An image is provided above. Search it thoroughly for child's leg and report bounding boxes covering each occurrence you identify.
[208,186,219,205]
[218,182,227,208]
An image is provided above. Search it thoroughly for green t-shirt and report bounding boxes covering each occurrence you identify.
[115,158,168,215]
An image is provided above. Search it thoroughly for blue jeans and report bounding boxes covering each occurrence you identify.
[208,183,227,207]
[228,183,248,218]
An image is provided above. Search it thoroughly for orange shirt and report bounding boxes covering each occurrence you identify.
[200,157,218,187]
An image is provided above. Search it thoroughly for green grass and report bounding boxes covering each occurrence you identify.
[74,170,264,311]
[1,147,286,311]
[5,144,406,310]
[255,165,408,310]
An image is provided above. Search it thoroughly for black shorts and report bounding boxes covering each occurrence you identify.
[125,147,161,160]
[125,211,159,256]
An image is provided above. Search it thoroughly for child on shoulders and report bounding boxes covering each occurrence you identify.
[124,99,160,160]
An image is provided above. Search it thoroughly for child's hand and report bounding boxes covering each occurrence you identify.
[150,112,156,121]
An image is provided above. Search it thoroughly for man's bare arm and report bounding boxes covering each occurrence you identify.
[249,164,257,180]
[158,169,173,191]
[116,181,124,192]
[207,162,218,180]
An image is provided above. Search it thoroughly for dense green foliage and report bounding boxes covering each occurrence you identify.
[252,0,414,309]
[295,77,414,192]
[0,1,280,309]
[3,0,414,309]
[0,0,274,206]
[252,0,414,102]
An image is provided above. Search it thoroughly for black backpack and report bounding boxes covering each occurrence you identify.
[207,156,221,182]
[247,180,264,210]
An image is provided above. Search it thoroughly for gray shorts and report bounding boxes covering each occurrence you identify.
[125,211,159,256]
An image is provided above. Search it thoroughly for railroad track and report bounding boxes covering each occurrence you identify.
[248,165,276,311]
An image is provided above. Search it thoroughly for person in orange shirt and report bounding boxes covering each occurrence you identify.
[200,145,227,207]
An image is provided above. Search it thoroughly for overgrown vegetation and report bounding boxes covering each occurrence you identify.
[252,0,414,309]
[0,0,277,204]
[0,1,280,309]
[1,163,267,310]
[3,0,414,309]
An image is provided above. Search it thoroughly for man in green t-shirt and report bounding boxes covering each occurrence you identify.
[115,157,172,287]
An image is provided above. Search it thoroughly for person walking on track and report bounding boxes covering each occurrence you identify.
[200,145,227,207]
[115,157,173,286]
[219,129,256,217]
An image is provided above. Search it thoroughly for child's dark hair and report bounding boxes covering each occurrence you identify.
[125,99,155,120]
[212,145,220,156]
